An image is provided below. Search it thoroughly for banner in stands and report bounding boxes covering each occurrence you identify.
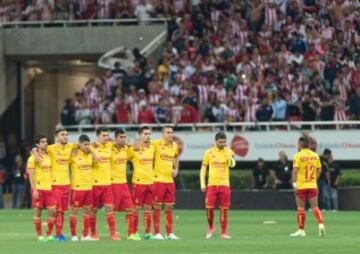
[68,130,360,161]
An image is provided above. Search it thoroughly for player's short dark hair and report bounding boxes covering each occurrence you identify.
[96,126,109,136]
[34,134,47,145]
[299,136,309,148]
[78,134,90,143]
[138,126,150,134]
[215,131,226,141]
[162,126,173,132]
[115,129,125,137]
[55,127,66,135]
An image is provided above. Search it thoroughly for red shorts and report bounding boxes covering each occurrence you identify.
[296,188,318,201]
[205,186,231,209]
[132,184,154,207]
[154,182,175,205]
[71,190,93,208]
[92,185,114,208]
[52,185,70,212]
[31,189,56,209]
[112,183,133,211]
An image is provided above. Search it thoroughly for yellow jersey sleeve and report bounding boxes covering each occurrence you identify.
[27,154,52,190]
[293,153,300,168]
[26,155,35,172]
[202,150,210,167]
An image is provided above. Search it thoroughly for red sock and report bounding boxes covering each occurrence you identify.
[165,210,173,236]
[90,215,97,236]
[55,211,64,236]
[106,212,116,236]
[33,217,42,236]
[69,215,77,237]
[125,211,134,236]
[220,208,228,235]
[46,217,55,236]
[153,208,161,235]
[133,210,139,233]
[312,207,324,224]
[297,208,306,230]
[206,208,214,229]
[144,211,152,234]
[82,215,90,237]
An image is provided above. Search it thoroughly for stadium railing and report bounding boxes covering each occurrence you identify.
[62,120,360,132]
[0,18,169,29]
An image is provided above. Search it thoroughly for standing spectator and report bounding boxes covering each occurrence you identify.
[271,151,292,189]
[23,0,40,21]
[252,158,270,189]
[349,87,360,120]
[211,100,227,123]
[256,97,274,122]
[115,96,131,123]
[60,99,76,125]
[54,0,68,20]
[179,102,199,123]
[0,162,6,209]
[272,94,287,121]
[324,154,342,212]
[97,0,113,19]
[134,0,154,21]
[138,101,155,124]
[154,97,171,123]
[319,91,334,121]
[75,101,92,124]
[301,92,317,122]
[351,62,360,91]
[11,154,25,209]
[319,148,331,210]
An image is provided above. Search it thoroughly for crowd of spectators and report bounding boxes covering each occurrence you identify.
[19,0,355,126]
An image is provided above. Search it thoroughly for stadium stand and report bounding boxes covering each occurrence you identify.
[45,0,360,125]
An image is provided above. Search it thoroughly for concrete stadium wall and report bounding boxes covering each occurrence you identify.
[31,70,98,136]
[0,31,19,115]
[3,24,165,58]
[174,188,360,211]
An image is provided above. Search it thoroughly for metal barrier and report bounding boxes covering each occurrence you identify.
[62,121,360,133]
[0,18,169,29]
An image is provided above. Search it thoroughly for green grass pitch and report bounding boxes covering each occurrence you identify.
[0,209,358,254]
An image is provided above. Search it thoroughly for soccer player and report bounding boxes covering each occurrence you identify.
[200,131,236,239]
[152,126,180,240]
[33,128,75,242]
[110,129,140,240]
[90,127,119,240]
[290,137,326,237]
[27,135,56,242]
[69,135,94,241]
[128,126,155,240]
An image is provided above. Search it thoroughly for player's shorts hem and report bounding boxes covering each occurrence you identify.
[164,202,175,205]
[103,203,114,206]
[219,206,230,209]
[46,205,56,209]
[205,205,215,209]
